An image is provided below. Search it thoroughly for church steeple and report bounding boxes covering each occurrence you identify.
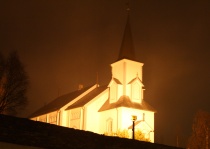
[118,8,135,61]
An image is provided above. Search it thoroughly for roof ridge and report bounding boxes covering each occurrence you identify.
[28,85,95,118]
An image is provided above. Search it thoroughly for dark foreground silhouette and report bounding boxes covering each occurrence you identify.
[0,114,183,149]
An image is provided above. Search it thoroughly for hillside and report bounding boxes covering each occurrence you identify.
[0,114,183,149]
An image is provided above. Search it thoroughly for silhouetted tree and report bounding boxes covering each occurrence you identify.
[0,51,29,115]
[188,110,210,149]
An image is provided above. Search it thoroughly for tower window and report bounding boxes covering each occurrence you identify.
[132,82,140,102]
[110,84,117,103]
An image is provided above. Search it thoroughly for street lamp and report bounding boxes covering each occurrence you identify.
[131,115,137,140]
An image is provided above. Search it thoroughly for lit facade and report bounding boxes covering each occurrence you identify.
[30,14,156,142]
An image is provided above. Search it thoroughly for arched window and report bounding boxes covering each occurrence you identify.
[106,118,113,134]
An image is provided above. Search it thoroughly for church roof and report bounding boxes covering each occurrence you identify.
[113,78,122,84]
[98,95,156,112]
[128,77,144,87]
[128,77,142,84]
[118,14,135,61]
[66,85,107,110]
[29,85,108,118]
[29,86,92,118]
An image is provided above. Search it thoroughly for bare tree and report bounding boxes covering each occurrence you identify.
[0,51,29,115]
[188,110,210,149]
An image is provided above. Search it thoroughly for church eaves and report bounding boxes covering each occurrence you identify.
[118,14,135,61]
[98,95,156,112]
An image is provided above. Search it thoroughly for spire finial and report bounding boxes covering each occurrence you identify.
[126,1,130,12]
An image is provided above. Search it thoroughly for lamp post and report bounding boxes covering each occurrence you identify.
[131,115,137,140]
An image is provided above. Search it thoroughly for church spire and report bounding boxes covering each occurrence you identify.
[118,5,135,61]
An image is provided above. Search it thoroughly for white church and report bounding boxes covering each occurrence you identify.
[30,13,156,142]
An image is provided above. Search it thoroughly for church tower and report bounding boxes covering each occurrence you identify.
[109,11,144,105]
[99,8,155,142]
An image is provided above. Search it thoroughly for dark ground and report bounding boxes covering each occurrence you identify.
[0,114,183,149]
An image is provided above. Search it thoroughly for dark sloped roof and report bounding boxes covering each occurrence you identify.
[66,85,108,110]
[98,95,156,112]
[128,77,142,84]
[113,78,122,84]
[29,86,92,118]
[118,14,136,61]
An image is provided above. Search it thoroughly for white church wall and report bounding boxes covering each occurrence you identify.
[31,117,36,121]
[111,60,144,85]
[125,60,144,84]
[37,114,47,123]
[149,131,154,143]
[85,89,109,133]
[99,109,118,134]
[119,107,143,129]
[126,84,131,97]
[98,108,154,142]
[131,81,142,103]
[144,111,155,132]
[110,83,123,103]
[99,108,154,135]
[48,111,57,124]
[80,107,86,130]
[32,111,58,125]
[142,111,154,137]
[85,105,100,133]
[137,111,155,142]
[60,110,68,127]
[111,61,124,83]
[68,108,81,129]
[119,108,154,142]
[110,82,117,103]
[117,85,123,99]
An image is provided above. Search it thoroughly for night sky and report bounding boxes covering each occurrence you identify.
[1,0,210,147]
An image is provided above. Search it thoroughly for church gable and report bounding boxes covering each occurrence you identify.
[128,76,143,86]
[108,78,123,104]
[64,86,109,132]
[128,77,144,103]
[108,77,122,87]
[66,85,107,110]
